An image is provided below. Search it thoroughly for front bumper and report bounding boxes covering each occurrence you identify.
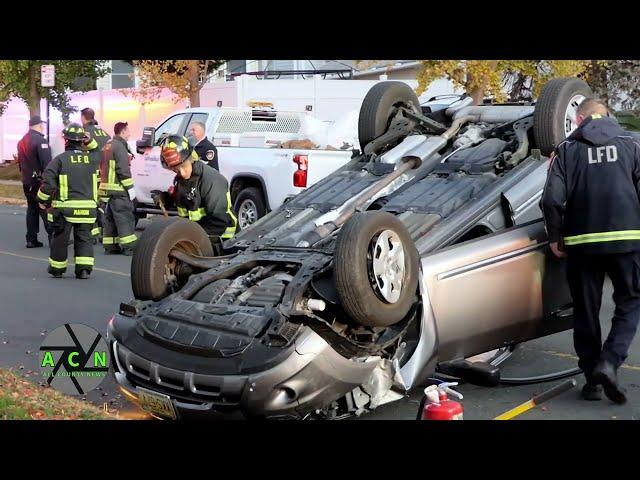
[110,321,380,419]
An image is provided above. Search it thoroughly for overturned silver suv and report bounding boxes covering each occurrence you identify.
[109,77,593,419]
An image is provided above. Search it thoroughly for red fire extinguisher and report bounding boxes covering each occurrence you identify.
[420,382,464,420]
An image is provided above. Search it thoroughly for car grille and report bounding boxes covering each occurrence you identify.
[112,341,246,405]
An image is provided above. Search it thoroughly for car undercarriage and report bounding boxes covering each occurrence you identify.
[109,78,592,419]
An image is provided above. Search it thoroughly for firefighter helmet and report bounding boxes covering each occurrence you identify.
[62,123,86,142]
[160,135,197,169]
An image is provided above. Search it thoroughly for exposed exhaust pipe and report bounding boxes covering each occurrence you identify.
[452,105,534,124]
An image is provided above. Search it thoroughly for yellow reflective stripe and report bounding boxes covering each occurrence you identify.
[47,213,53,222]
[100,183,125,191]
[222,226,236,239]
[103,237,118,245]
[177,207,188,217]
[564,230,640,246]
[226,191,238,231]
[591,114,602,119]
[119,234,137,245]
[64,217,96,224]
[48,258,68,269]
[59,174,68,201]
[37,189,50,201]
[92,173,98,203]
[91,227,100,236]
[187,208,206,221]
[52,199,97,209]
[86,138,98,150]
[108,159,116,185]
[75,257,94,266]
[121,178,134,187]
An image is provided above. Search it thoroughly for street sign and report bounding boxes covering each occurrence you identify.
[41,64,55,87]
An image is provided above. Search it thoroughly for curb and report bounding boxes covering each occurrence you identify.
[0,196,27,206]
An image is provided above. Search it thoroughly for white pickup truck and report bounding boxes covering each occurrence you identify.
[131,107,355,228]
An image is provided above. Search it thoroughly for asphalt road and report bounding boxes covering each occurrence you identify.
[0,203,639,420]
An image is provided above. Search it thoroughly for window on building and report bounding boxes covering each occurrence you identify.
[111,60,134,89]
[227,60,247,76]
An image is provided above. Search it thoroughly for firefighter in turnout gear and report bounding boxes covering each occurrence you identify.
[157,135,236,252]
[81,108,111,242]
[99,122,137,255]
[37,123,98,279]
[81,108,111,150]
[542,98,640,405]
[82,132,103,241]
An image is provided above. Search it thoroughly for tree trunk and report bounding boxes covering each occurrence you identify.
[469,88,484,105]
[467,60,498,105]
[28,64,41,116]
[187,60,201,107]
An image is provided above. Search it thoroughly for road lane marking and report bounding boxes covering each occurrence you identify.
[0,248,130,277]
[523,345,640,372]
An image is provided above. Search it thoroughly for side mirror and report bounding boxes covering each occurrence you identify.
[136,126,156,154]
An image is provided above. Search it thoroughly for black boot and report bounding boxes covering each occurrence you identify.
[26,240,43,248]
[47,266,64,278]
[581,383,603,401]
[104,246,122,255]
[76,269,90,280]
[592,359,627,404]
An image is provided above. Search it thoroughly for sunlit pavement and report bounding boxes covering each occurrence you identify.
[1,203,638,420]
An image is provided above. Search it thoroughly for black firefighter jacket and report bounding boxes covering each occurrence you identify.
[541,114,640,254]
[175,160,236,239]
[99,136,134,197]
[83,120,111,151]
[37,148,99,224]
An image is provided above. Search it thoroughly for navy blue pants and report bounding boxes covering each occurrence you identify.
[23,183,52,243]
[566,252,640,380]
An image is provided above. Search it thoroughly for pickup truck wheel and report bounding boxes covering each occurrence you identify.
[131,217,214,301]
[533,77,593,155]
[233,187,266,230]
[358,81,422,153]
[334,211,419,327]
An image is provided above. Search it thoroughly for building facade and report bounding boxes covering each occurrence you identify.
[96,60,136,90]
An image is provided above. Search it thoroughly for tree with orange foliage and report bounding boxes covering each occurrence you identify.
[416,60,594,104]
[125,60,225,107]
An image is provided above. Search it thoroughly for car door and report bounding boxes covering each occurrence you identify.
[420,218,573,362]
[133,113,193,205]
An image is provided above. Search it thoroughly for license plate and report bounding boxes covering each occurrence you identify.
[137,387,178,420]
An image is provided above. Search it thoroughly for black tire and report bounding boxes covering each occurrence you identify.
[233,187,266,230]
[131,217,213,300]
[358,81,421,152]
[334,211,419,327]
[533,77,593,155]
